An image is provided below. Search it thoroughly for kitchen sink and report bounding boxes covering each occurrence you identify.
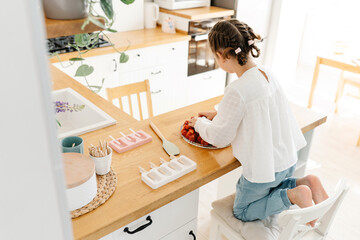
[52,88,116,139]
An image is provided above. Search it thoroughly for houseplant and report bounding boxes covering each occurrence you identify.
[50,0,135,93]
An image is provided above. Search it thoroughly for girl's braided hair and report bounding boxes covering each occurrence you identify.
[208,19,262,66]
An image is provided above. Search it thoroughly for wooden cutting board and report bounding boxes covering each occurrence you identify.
[62,153,95,189]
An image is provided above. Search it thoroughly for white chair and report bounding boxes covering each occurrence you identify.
[209,179,349,240]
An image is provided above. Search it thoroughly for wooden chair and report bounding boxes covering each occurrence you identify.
[209,179,349,240]
[106,80,153,120]
[334,71,360,113]
[334,72,360,146]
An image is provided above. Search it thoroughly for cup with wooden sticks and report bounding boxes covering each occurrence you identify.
[89,140,112,175]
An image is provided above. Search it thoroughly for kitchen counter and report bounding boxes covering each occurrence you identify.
[51,65,326,240]
[160,6,234,20]
[49,27,191,63]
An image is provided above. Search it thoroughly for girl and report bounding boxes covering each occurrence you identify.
[188,19,328,226]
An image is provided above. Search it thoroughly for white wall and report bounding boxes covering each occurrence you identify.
[264,0,309,91]
[0,1,72,240]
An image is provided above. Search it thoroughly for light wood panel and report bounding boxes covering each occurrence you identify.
[49,27,191,63]
[45,16,104,39]
[51,65,326,240]
[160,6,234,20]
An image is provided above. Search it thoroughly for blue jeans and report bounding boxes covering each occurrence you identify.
[233,165,296,221]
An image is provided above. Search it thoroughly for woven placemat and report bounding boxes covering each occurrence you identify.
[71,168,117,218]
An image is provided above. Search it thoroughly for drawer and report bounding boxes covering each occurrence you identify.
[101,189,199,240]
[159,218,198,240]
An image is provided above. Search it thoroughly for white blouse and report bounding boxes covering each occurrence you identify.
[194,66,306,183]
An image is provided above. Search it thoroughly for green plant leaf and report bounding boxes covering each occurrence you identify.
[74,34,90,47]
[75,64,94,77]
[100,0,114,19]
[81,18,90,30]
[56,119,62,127]
[88,15,107,30]
[107,28,117,32]
[120,0,135,5]
[69,57,85,61]
[119,52,129,63]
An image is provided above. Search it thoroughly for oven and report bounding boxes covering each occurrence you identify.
[187,17,227,76]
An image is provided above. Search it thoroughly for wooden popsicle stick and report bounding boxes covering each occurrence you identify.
[109,135,122,146]
[129,128,141,137]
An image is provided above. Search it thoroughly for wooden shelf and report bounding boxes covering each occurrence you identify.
[160,6,234,21]
[45,16,104,39]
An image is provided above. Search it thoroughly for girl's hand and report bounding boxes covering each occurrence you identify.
[188,117,198,127]
[198,111,217,120]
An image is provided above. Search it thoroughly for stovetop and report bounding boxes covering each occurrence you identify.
[47,35,112,55]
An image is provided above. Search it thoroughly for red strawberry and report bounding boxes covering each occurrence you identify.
[197,136,202,143]
[181,129,187,137]
[184,120,189,125]
[189,134,196,142]
[184,125,190,130]
[188,128,195,134]
[185,131,192,139]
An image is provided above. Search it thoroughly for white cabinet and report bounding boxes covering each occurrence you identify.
[53,40,189,117]
[186,69,227,105]
[116,41,189,117]
[159,219,197,240]
[100,189,199,240]
[53,53,119,100]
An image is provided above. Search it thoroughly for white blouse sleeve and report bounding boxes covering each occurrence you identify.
[194,88,245,148]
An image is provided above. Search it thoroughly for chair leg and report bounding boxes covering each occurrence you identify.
[209,217,222,240]
[334,71,345,113]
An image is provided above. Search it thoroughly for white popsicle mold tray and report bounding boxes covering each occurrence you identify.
[140,155,197,189]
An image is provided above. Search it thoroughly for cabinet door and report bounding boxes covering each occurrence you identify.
[186,69,226,105]
[53,53,119,99]
[100,190,199,240]
[143,65,170,116]
[159,219,198,240]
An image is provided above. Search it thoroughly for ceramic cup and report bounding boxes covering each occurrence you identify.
[62,136,84,154]
[90,148,112,175]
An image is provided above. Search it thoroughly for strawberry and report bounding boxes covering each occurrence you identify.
[181,129,187,137]
[184,120,189,125]
[184,125,190,130]
[185,131,192,139]
[189,134,196,142]
[197,136,202,143]
[188,128,195,134]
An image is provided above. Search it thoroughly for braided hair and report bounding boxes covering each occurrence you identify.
[208,19,262,66]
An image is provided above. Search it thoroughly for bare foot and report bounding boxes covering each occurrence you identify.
[296,175,329,204]
[287,185,316,227]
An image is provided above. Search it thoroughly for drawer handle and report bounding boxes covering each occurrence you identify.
[189,230,196,240]
[113,59,117,72]
[151,89,162,94]
[151,70,162,75]
[123,216,153,234]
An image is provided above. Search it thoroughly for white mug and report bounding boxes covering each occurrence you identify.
[144,2,159,29]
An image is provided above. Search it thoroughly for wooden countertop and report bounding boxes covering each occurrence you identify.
[160,6,234,20]
[49,27,191,63]
[51,65,326,239]
[45,16,104,39]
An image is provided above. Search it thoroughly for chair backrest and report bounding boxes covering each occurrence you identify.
[106,80,153,120]
[277,178,349,240]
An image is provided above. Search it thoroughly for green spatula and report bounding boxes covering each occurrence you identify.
[149,121,180,156]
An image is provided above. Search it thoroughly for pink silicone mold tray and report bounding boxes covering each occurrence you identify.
[109,130,152,153]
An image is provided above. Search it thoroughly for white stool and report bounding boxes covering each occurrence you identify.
[209,179,349,240]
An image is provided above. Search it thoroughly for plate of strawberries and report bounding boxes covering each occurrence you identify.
[180,120,219,149]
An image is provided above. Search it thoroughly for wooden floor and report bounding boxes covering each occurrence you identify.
[196,64,360,239]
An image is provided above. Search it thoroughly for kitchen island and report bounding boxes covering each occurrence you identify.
[51,65,326,240]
